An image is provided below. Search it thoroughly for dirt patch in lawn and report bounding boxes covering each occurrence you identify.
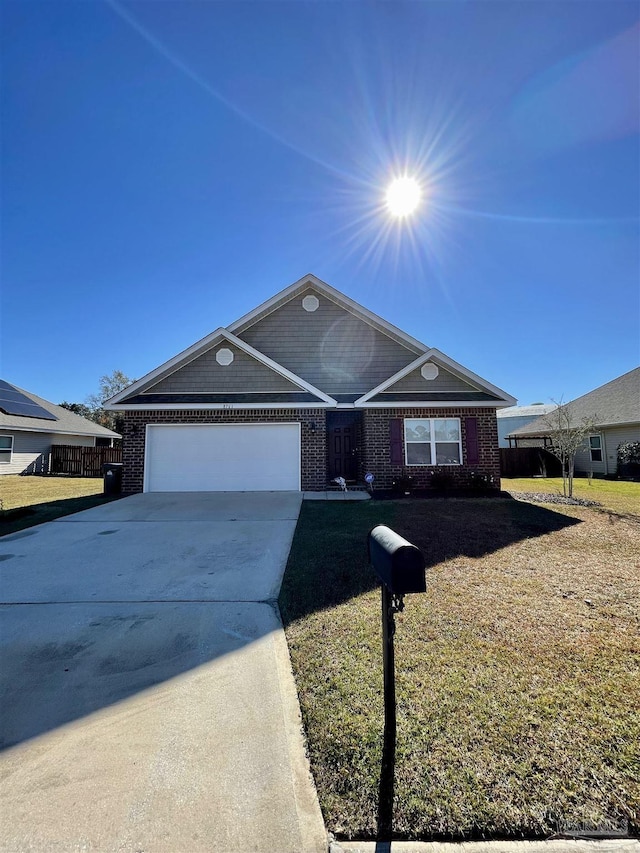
[280,497,639,841]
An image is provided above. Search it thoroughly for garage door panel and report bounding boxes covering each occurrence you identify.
[145,424,300,492]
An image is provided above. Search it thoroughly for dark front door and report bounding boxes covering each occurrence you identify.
[327,412,361,482]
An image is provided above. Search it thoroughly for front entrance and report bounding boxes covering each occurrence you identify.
[326,411,362,483]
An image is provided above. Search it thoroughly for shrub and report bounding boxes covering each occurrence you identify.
[430,470,454,491]
[617,441,640,481]
[469,471,494,491]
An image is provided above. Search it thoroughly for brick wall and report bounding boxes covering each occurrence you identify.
[360,408,501,490]
[121,409,327,494]
[121,406,500,494]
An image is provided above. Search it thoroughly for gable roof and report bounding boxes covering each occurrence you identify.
[106,274,515,411]
[106,328,336,409]
[0,383,120,438]
[508,367,640,437]
[228,273,429,354]
[355,350,516,407]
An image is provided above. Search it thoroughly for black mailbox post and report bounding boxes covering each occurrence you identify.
[368,525,426,729]
[368,525,426,839]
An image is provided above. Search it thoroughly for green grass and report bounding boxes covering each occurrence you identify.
[0,475,118,536]
[503,477,640,517]
[280,497,639,841]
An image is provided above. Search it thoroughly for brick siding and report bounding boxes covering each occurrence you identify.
[360,408,501,490]
[122,406,500,494]
[121,409,327,494]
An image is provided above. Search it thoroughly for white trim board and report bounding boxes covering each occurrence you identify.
[110,402,333,411]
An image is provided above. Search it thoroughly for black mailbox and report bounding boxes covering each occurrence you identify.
[368,525,426,595]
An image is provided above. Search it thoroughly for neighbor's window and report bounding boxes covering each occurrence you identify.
[589,435,602,462]
[0,435,13,464]
[404,418,462,465]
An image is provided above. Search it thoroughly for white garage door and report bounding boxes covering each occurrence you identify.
[145,424,301,492]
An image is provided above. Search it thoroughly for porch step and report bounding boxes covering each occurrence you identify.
[325,483,370,492]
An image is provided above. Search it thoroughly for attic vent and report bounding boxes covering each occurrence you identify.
[302,295,319,312]
[421,363,439,381]
[216,348,234,366]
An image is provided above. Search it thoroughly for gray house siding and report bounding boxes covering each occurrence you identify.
[384,365,481,396]
[574,423,640,476]
[145,344,302,395]
[0,431,96,475]
[237,290,420,394]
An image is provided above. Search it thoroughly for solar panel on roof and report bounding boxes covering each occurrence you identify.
[0,380,58,421]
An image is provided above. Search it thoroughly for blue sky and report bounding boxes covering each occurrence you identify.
[2,0,638,407]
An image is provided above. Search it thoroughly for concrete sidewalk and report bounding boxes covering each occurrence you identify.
[0,492,327,853]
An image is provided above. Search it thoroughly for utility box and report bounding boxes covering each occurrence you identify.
[103,462,123,496]
[368,525,426,595]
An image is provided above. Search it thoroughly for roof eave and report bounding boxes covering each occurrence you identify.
[357,400,510,409]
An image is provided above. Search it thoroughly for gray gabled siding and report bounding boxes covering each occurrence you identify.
[384,365,482,395]
[238,290,420,394]
[145,344,303,394]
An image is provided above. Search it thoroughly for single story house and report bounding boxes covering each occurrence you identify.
[507,367,640,477]
[106,274,516,494]
[0,381,120,475]
[496,404,557,448]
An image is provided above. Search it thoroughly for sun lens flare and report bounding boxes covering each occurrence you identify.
[385,176,422,218]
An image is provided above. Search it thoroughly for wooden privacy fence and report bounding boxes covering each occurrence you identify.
[51,445,122,477]
[500,447,562,478]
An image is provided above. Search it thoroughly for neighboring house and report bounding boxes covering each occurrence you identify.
[507,367,640,477]
[497,404,557,448]
[106,274,516,494]
[0,380,120,475]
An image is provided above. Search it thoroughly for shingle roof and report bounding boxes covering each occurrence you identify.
[508,368,640,437]
[0,383,120,438]
[123,392,322,405]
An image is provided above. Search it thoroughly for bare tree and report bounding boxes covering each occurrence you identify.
[86,370,135,432]
[543,400,596,498]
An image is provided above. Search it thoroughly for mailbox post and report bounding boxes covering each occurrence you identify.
[368,525,426,839]
[368,525,426,726]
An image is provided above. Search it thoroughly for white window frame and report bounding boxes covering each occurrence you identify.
[404,418,462,466]
[0,435,14,464]
[589,434,602,463]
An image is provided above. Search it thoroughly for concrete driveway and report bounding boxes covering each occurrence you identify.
[0,492,326,853]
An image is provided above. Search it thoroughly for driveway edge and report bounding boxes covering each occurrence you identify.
[330,840,640,853]
[273,604,328,853]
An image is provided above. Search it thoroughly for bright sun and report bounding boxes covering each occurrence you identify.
[385,176,422,218]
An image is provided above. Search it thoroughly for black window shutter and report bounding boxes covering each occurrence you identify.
[465,416,479,465]
[390,419,403,465]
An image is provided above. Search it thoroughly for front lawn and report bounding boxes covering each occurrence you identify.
[279,497,639,841]
[0,475,116,536]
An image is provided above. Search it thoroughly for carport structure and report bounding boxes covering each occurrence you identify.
[0,492,326,853]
